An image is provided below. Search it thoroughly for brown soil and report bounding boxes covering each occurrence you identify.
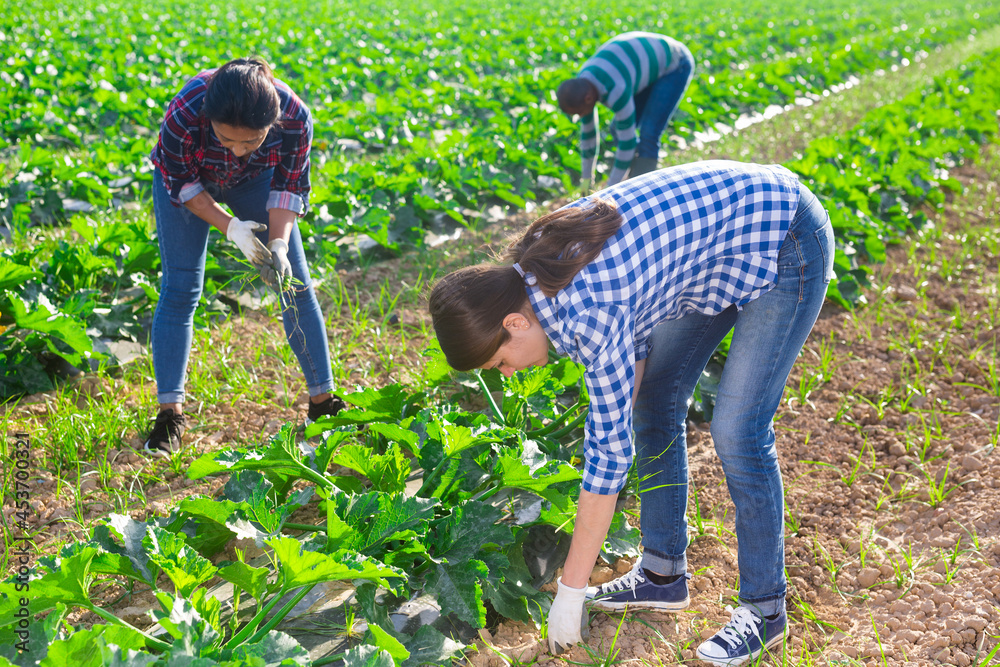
[465,157,1000,666]
[4,156,999,666]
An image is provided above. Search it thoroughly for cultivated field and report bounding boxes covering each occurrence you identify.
[1,0,998,665]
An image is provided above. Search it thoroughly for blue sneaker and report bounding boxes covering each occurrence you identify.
[696,605,787,666]
[586,561,690,611]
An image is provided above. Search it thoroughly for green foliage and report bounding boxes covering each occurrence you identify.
[6,2,1000,664]
[4,0,1000,397]
[786,52,1000,305]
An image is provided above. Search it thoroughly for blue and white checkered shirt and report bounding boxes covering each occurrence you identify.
[525,161,801,495]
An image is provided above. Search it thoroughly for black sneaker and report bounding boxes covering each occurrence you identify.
[143,409,186,458]
[305,395,347,426]
[586,561,691,611]
[696,606,787,666]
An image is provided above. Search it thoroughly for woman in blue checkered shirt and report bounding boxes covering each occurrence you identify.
[429,160,834,666]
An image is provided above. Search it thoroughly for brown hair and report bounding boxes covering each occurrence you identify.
[429,199,623,370]
[203,57,281,130]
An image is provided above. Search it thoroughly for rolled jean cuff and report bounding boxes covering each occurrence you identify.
[157,391,185,405]
[641,548,687,577]
[307,381,337,397]
[740,595,786,618]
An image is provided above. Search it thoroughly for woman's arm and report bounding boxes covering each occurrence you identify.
[183,190,238,234]
[561,357,645,588]
[268,207,296,244]
[560,490,619,588]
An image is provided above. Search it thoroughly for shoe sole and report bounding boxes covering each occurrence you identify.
[695,628,786,666]
[142,440,171,459]
[588,596,690,612]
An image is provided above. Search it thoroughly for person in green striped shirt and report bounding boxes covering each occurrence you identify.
[557,32,694,188]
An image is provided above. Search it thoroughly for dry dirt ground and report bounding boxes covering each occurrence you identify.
[463,160,1000,666]
[4,151,999,665]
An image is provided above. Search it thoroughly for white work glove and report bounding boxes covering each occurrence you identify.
[547,577,589,654]
[226,217,272,266]
[259,238,293,291]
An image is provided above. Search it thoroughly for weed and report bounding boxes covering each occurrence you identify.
[567,612,627,667]
[783,496,801,536]
[810,536,846,590]
[919,461,966,508]
[690,483,708,538]
[973,630,1000,666]
[858,526,875,570]
[869,611,890,667]
[786,369,823,410]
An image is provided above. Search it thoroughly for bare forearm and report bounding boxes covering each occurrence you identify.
[183,191,235,234]
[561,490,619,588]
[268,208,296,243]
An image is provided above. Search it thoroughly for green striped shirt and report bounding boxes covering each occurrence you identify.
[578,32,685,185]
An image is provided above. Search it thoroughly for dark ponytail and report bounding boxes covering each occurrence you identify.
[202,57,281,130]
[429,198,623,370]
[505,198,623,298]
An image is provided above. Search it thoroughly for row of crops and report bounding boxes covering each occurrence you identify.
[3,29,1000,662]
[4,0,998,240]
[2,0,999,398]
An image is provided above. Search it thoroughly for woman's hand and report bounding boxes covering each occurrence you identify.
[260,238,292,290]
[547,578,588,654]
[226,216,272,266]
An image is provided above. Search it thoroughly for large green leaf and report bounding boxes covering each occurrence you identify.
[424,559,488,628]
[217,561,270,602]
[331,492,437,557]
[343,644,395,667]
[227,631,311,666]
[0,603,68,663]
[603,512,641,560]
[0,259,40,292]
[0,548,96,625]
[267,537,404,590]
[151,594,219,655]
[367,623,410,663]
[4,291,91,362]
[332,443,410,494]
[305,384,417,436]
[171,497,243,557]
[494,449,580,509]
[187,428,318,501]
[38,624,150,667]
[425,500,512,563]
[482,543,550,625]
[401,625,466,667]
[144,527,218,598]
[104,514,156,583]
[367,423,421,456]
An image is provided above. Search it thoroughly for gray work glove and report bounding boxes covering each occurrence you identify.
[260,238,292,291]
[547,577,589,654]
[226,217,272,266]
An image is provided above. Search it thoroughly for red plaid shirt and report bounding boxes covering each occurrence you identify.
[151,70,312,214]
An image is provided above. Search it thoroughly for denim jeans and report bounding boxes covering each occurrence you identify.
[632,186,833,616]
[151,169,335,404]
[633,43,695,160]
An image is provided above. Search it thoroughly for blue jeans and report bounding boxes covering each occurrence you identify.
[151,170,335,404]
[633,186,833,616]
[633,43,695,160]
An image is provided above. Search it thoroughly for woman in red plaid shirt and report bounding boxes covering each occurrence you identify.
[144,57,343,456]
